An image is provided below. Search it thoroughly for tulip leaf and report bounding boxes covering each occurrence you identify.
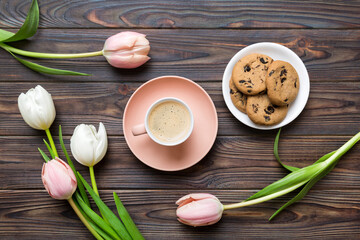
[0,29,15,42]
[59,125,90,207]
[78,173,132,240]
[38,147,50,162]
[246,161,324,202]
[1,0,39,42]
[269,157,338,220]
[274,129,299,172]
[75,193,121,240]
[43,139,55,159]
[72,196,112,240]
[113,192,144,240]
[8,51,90,75]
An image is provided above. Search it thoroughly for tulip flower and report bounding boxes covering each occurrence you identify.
[18,85,56,130]
[176,193,224,227]
[70,122,108,167]
[102,31,150,69]
[0,31,150,75]
[70,122,108,195]
[42,157,77,200]
[18,85,58,157]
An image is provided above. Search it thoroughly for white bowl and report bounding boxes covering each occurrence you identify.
[222,42,310,130]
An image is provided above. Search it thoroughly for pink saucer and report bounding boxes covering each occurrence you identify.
[123,76,218,171]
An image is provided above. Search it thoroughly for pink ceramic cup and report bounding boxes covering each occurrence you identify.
[131,97,194,146]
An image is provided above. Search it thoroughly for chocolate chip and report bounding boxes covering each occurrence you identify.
[280,69,287,77]
[256,65,260,68]
[247,80,254,85]
[273,105,279,108]
[294,81,297,88]
[247,86,253,88]
[281,77,286,83]
[260,58,268,64]
[247,90,252,93]
[230,89,234,94]
[284,98,288,102]
[252,104,258,113]
[269,70,274,76]
[281,66,285,68]
[244,65,251,72]
[267,106,275,113]
[264,116,270,122]
[239,80,246,83]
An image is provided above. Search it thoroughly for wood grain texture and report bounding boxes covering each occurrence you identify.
[0,29,359,82]
[0,189,359,240]
[0,81,359,136]
[1,135,359,190]
[0,0,360,29]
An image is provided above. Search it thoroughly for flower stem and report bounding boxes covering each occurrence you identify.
[45,128,58,158]
[223,180,308,210]
[0,42,103,59]
[89,166,99,196]
[68,197,104,240]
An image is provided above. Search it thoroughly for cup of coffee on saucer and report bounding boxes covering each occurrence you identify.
[131,97,194,146]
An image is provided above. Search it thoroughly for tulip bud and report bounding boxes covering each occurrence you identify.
[70,122,108,167]
[102,31,150,69]
[42,157,77,200]
[176,193,224,227]
[18,85,56,130]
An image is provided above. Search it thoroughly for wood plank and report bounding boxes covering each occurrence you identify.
[0,189,359,239]
[1,135,359,190]
[0,81,359,136]
[0,0,359,29]
[0,29,359,82]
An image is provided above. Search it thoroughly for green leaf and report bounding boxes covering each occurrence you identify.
[2,0,39,42]
[72,196,112,240]
[246,161,325,201]
[75,192,121,240]
[313,151,336,164]
[274,129,299,172]
[269,157,338,220]
[59,125,90,207]
[0,29,15,42]
[43,139,55,159]
[78,173,132,240]
[38,147,50,162]
[8,52,90,75]
[113,192,144,240]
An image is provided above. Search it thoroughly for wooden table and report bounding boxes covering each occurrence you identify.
[1,1,359,239]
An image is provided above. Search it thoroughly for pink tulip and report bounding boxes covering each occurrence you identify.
[102,31,150,69]
[176,193,224,227]
[41,157,77,200]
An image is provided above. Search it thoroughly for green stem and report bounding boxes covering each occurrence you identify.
[223,180,308,210]
[0,42,103,59]
[89,166,99,196]
[68,198,104,240]
[45,128,58,158]
[324,132,360,166]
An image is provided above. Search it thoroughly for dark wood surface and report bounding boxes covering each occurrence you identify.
[0,1,359,239]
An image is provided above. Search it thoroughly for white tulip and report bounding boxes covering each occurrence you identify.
[70,122,108,167]
[18,85,56,130]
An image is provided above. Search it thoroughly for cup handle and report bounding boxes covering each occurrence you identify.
[132,123,147,136]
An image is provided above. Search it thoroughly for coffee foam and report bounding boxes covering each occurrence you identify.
[148,101,191,143]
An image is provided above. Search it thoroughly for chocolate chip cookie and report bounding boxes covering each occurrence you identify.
[232,53,273,95]
[229,77,247,113]
[266,60,299,106]
[246,94,288,125]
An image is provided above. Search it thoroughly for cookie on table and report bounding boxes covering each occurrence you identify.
[266,60,299,106]
[246,94,288,125]
[232,53,273,95]
[229,77,247,113]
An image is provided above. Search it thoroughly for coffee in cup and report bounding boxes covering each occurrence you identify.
[132,97,194,146]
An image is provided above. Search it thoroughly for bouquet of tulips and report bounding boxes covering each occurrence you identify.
[18,85,144,240]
